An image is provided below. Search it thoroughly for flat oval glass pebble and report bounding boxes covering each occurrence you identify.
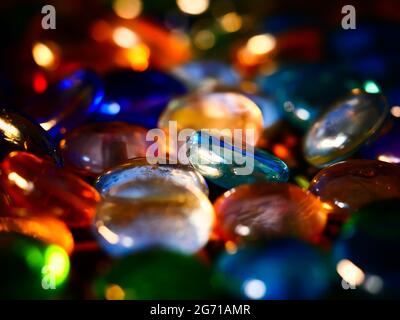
[96,69,187,128]
[334,199,400,297]
[60,122,151,177]
[95,157,208,196]
[214,183,329,243]
[93,250,223,299]
[94,179,214,256]
[0,107,59,163]
[216,239,333,299]
[304,92,389,167]
[0,215,74,254]
[0,234,69,299]
[309,160,400,217]
[172,61,241,90]
[158,92,264,144]
[186,131,289,189]
[23,69,104,138]
[0,151,100,227]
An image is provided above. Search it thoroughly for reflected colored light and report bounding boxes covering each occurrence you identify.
[113,0,142,19]
[106,284,126,300]
[294,175,310,189]
[177,0,209,15]
[194,29,215,50]
[97,223,120,244]
[225,240,237,254]
[378,154,400,164]
[247,34,276,55]
[391,106,400,117]
[0,118,21,139]
[8,172,34,192]
[33,72,48,93]
[337,259,365,287]
[243,279,266,299]
[235,224,250,236]
[32,42,55,68]
[219,12,242,33]
[100,102,121,115]
[40,119,57,131]
[295,108,310,121]
[273,144,289,159]
[113,27,140,48]
[317,133,347,149]
[91,20,112,42]
[126,43,150,71]
[44,245,70,286]
[364,275,383,294]
[364,81,380,94]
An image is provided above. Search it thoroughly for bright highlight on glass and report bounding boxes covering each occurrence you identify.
[247,34,276,55]
[177,0,209,15]
[243,279,266,299]
[44,245,70,286]
[336,259,365,287]
[113,27,139,48]
[32,42,55,68]
[113,0,142,19]
[219,12,242,32]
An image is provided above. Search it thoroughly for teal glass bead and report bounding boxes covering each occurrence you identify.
[186,131,289,189]
[93,249,224,299]
[95,157,208,196]
[216,239,333,300]
[334,199,400,297]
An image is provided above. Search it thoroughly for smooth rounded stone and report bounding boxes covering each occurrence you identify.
[23,69,104,138]
[95,69,187,128]
[93,249,223,299]
[309,160,400,217]
[0,233,70,299]
[0,214,74,255]
[158,92,264,145]
[214,183,329,243]
[334,200,400,296]
[216,239,333,300]
[172,61,241,91]
[0,107,59,163]
[257,65,370,130]
[94,179,215,256]
[360,119,400,164]
[186,131,289,189]
[0,151,100,227]
[95,157,208,196]
[60,122,151,177]
[304,92,389,168]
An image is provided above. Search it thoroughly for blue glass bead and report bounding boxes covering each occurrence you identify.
[257,65,370,130]
[23,69,104,139]
[216,239,333,300]
[333,200,400,297]
[95,69,187,128]
[0,107,60,163]
[186,131,289,189]
[172,61,240,90]
[360,119,400,164]
[95,157,209,196]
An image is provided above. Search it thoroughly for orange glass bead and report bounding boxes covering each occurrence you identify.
[0,214,74,254]
[213,183,329,243]
[0,151,100,227]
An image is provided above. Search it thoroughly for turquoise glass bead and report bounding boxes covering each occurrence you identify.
[186,131,289,189]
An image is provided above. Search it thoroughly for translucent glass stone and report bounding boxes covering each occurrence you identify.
[214,183,329,243]
[158,92,264,144]
[304,92,389,167]
[172,61,240,90]
[95,157,208,196]
[94,179,215,256]
[186,131,289,189]
[23,69,104,138]
[60,122,151,177]
[309,159,400,217]
[216,239,333,299]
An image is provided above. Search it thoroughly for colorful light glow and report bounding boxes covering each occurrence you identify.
[125,43,150,71]
[194,29,215,50]
[177,0,209,15]
[113,0,142,19]
[32,42,56,68]
[247,34,276,55]
[44,245,70,286]
[113,27,140,48]
[219,12,242,33]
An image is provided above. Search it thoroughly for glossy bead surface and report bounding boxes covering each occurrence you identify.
[309,160,400,216]
[93,250,223,299]
[334,200,400,296]
[94,179,214,256]
[0,151,100,227]
[158,92,264,144]
[0,215,74,254]
[214,183,329,243]
[96,69,187,128]
[23,69,104,138]
[216,240,333,299]
[0,108,59,163]
[60,122,151,176]
[172,61,240,90]
[95,157,208,196]
[186,131,289,189]
[0,234,70,299]
[304,93,389,167]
